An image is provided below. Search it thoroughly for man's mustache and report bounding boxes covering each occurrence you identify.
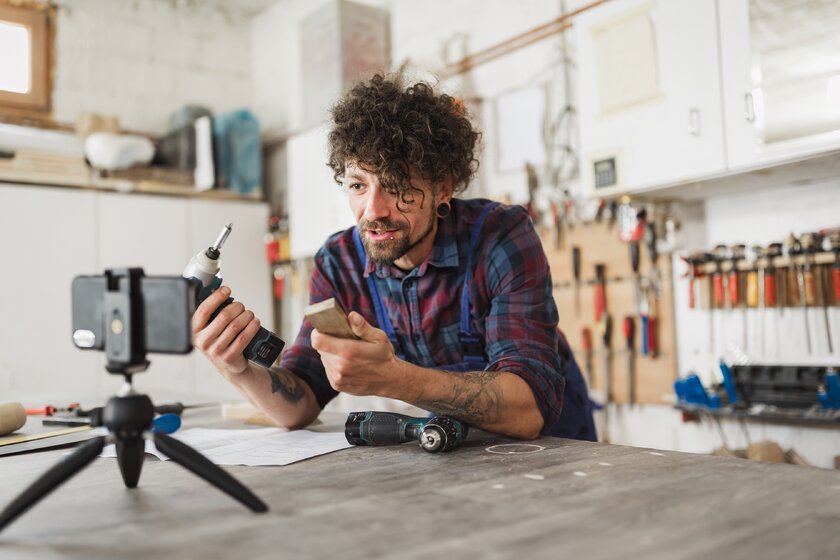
[360,219,405,232]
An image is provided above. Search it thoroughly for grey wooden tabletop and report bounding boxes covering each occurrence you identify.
[1,407,839,560]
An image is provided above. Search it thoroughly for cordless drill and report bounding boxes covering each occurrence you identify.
[183,223,285,368]
[345,411,469,453]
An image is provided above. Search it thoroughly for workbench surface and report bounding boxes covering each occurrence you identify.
[1,409,838,560]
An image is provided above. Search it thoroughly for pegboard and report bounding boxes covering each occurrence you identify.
[540,222,678,405]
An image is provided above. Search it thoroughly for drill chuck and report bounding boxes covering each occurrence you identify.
[420,416,469,453]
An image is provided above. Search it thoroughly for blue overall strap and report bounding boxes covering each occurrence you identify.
[458,202,500,365]
[352,227,405,359]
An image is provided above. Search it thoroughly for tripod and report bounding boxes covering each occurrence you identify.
[0,375,267,533]
[0,268,267,534]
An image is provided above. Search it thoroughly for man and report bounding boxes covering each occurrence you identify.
[193,74,595,441]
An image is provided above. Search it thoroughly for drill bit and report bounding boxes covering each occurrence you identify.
[212,223,233,252]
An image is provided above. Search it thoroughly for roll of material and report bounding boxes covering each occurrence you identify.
[0,402,26,436]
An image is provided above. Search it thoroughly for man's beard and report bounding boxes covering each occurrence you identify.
[361,208,436,264]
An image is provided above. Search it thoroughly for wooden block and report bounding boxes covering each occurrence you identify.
[784,448,812,467]
[221,401,261,421]
[304,298,358,339]
[746,441,786,463]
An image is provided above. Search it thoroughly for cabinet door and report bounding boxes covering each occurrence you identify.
[576,0,725,194]
[719,0,840,170]
[0,185,100,397]
[188,199,272,400]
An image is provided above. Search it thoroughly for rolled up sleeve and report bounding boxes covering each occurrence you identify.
[482,206,566,430]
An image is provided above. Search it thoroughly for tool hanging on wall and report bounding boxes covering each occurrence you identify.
[689,228,840,361]
[785,233,812,354]
[765,242,783,314]
[630,240,642,313]
[646,219,662,300]
[600,313,613,443]
[803,232,832,353]
[572,246,582,317]
[582,327,594,387]
[829,232,840,305]
[594,263,607,322]
[640,283,658,358]
[624,316,636,405]
[729,244,747,351]
[750,246,766,356]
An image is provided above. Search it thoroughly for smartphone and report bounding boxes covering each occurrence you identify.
[72,274,197,354]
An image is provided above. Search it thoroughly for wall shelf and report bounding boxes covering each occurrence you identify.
[0,168,264,203]
[676,403,840,429]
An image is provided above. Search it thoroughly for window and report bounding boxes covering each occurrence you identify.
[0,2,52,114]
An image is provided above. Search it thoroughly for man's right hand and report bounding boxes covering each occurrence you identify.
[192,285,262,381]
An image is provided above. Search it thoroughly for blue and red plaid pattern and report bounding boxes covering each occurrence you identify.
[280,198,567,428]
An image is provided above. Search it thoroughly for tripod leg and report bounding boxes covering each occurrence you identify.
[116,438,145,488]
[152,433,268,513]
[0,436,106,533]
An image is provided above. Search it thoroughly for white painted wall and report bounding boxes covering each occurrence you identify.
[251,0,391,140]
[52,0,258,135]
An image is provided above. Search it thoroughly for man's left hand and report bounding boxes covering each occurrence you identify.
[311,312,405,396]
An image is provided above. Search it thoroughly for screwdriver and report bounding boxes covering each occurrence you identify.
[25,403,81,416]
[582,327,594,387]
[786,234,812,354]
[572,246,581,316]
[640,291,658,358]
[600,314,613,443]
[803,232,832,353]
[765,243,782,314]
[594,264,607,322]
[712,245,727,309]
[730,244,747,351]
[624,316,636,405]
[630,241,641,312]
[830,234,840,304]
[645,221,662,299]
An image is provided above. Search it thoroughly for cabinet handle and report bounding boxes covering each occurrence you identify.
[744,93,756,122]
[688,108,701,136]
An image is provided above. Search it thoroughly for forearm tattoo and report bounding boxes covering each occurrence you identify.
[414,370,503,425]
[266,367,304,403]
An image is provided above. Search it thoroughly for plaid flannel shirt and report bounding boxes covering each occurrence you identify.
[280,198,567,428]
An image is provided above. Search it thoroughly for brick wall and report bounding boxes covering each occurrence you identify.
[52,0,256,134]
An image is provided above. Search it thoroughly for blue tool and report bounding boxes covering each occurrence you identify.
[719,361,739,405]
[152,413,181,435]
[817,369,840,409]
[674,373,721,410]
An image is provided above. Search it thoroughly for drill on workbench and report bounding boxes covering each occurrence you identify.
[183,223,285,368]
[345,411,469,453]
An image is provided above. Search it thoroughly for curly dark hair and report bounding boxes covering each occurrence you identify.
[327,73,481,201]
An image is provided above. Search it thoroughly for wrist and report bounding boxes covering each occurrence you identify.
[384,358,426,402]
[223,362,257,386]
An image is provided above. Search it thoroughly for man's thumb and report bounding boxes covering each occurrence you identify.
[348,312,374,340]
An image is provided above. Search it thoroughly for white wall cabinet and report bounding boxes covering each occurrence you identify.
[718,0,840,171]
[576,0,726,196]
[0,185,271,401]
[577,0,840,196]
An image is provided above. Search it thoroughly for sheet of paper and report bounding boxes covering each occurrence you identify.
[100,427,352,466]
